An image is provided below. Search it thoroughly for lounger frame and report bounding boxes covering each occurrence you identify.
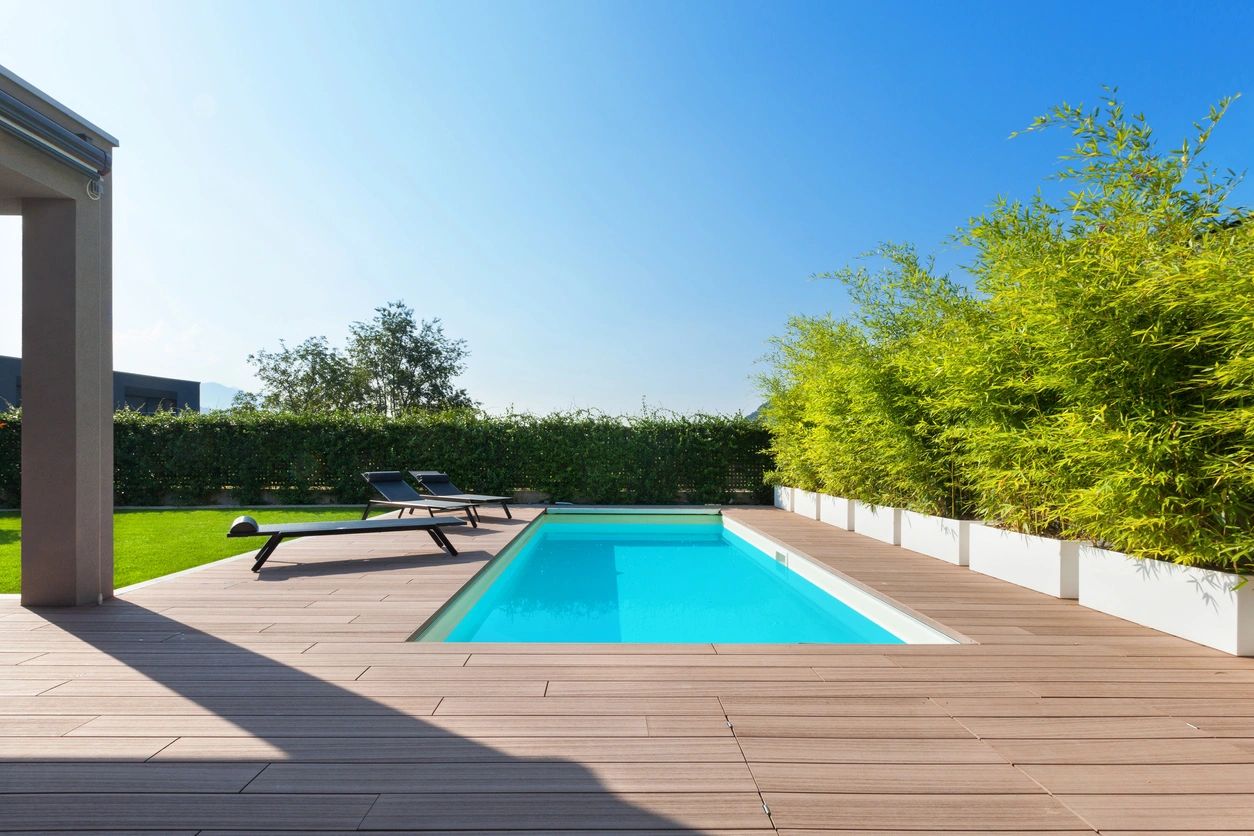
[362,472,480,527]
[411,470,514,520]
[228,516,466,572]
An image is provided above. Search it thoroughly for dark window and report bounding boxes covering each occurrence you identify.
[123,387,177,414]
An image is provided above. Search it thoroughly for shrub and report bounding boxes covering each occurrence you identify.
[0,408,770,508]
[762,91,1254,571]
[761,245,976,517]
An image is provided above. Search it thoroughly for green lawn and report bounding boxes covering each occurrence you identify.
[0,506,388,593]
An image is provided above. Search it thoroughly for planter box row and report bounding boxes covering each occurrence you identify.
[772,486,1252,656]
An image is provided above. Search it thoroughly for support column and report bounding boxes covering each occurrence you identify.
[20,190,113,606]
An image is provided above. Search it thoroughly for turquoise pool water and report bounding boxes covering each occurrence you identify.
[416,514,907,643]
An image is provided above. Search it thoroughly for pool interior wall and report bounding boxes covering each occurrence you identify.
[413,509,956,644]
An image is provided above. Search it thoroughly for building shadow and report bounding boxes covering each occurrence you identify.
[0,537,762,831]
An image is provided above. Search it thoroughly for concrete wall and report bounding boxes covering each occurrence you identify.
[1,65,117,605]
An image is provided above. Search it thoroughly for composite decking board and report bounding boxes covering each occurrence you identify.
[41,678,550,697]
[194,832,772,836]
[0,761,267,792]
[67,714,658,738]
[18,650,470,666]
[0,504,1251,833]
[930,697,1175,717]
[986,737,1254,764]
[0,715,98,736]
[1018,762,1254,794]
[0,736,178,760]
[0,695,444,716]
[953,715,1209,739]
[0,679,67,696]
[760,792,1089,830]
[738,736,1013,764]
[243,761,760,793]
[1,664,372,680]
[771,833,1098,836]
[1054,793,1254,830]
[813,666,1254,683]
[360,791,774,831]
[748,761,1044,794]
[0,793,379,830]
[545,680,1044,697]
[717,696,946,716]
[153,735,749,763]
[724,715,976,739]
[432,696,727,715]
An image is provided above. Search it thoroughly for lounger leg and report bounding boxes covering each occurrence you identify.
[251,534,284,573]
[426,528,458,556]
[432,527,459,556]
[470,506,481,523]
[361,501,374,521]
[502,501,512,519]
[464,509,477,528]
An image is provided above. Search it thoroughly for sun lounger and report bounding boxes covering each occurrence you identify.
[361,471,478,527]
[227,513,467,572]
[411,470,513,520]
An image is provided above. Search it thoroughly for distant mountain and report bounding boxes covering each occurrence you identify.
[200,382,243,411]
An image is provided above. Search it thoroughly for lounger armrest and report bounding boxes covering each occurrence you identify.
[229,515,259,536]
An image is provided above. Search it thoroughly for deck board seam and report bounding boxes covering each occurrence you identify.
[717,695,779,835]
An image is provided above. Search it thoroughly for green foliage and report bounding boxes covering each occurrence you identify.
[760,245,976,517]
[0,507,393,593]
[243,301,474,414]
[762,90,1254,571]
[0,409,769,508]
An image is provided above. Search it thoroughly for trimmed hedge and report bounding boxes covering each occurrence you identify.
[0,410,771,507]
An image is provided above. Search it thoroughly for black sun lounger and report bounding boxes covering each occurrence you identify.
[362,471,478,527]
[411,470,513,520]
[227,514,467,572]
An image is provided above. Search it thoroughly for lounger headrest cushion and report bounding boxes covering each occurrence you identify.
[414,471,451,483]
[362,471,406,483]
[229,515,259,535]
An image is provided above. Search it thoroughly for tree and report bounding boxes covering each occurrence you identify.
[245,336,357,413]
[346,302,473,415]
[238,302,474,415]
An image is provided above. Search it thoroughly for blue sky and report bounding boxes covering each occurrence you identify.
[1,1,1251,413]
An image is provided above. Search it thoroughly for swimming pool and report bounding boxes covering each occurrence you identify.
[413,510,956,644]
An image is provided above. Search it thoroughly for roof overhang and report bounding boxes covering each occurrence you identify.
[0,64,116,183]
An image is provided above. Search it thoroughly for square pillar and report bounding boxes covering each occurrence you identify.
[20,189,113,606]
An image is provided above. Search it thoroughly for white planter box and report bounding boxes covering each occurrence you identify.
[773,486,793,511]
[900,510,971,565]
[853,501,901,545]
[818,494,855,530]
[969,524,1080,598]
[1079,546,1254,656]
[792,490,819,520]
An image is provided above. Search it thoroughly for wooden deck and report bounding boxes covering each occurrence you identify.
[2,505,1254,833]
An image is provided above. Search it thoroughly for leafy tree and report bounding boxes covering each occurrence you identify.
[345,302,473,415]
[244,336,357,413]
[239,301,474,415]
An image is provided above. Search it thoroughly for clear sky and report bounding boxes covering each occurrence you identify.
[1,0,1251,413]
